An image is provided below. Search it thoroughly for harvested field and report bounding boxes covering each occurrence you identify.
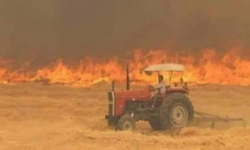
[0,83,249,150]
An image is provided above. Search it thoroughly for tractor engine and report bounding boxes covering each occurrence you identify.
[105,89,152,126]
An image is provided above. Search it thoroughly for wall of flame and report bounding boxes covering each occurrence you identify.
[1,49,250,87]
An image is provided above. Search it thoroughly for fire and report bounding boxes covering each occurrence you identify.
[1,48,250,87]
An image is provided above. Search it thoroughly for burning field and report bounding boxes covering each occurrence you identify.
[1,1,250,149]
[0,48,250,150]
[0,81,249,150]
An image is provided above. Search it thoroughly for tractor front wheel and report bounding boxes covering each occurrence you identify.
[117,114,136,131]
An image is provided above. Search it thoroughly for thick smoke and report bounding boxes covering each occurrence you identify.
[0,0,250,66]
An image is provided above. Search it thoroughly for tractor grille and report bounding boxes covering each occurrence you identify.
[108,92,114,116]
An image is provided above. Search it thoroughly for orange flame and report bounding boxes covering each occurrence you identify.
[1,48,250,87]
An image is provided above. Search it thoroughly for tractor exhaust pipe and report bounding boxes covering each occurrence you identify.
[111,81,115,91]
[126,65,130,90]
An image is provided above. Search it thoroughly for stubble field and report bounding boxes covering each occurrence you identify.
[0,83,249,150]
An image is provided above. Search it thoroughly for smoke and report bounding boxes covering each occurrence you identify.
[0,0,250,65]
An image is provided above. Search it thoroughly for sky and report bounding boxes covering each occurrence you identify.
[0,0,250,65]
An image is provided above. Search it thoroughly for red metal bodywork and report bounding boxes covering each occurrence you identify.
[113,87,188,116]
[114,88,151,116]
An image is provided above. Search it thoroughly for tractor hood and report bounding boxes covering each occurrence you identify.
[114,89,151,101]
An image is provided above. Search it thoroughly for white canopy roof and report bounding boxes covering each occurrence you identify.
[144,63,185,72]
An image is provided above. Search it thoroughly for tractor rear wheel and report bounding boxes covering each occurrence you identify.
[159,93,194,131]
[117,114,136,131]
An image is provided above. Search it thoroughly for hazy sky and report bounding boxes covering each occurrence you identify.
[0,0,250,64]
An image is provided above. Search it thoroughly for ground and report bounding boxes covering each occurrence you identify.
[0,83,249,150]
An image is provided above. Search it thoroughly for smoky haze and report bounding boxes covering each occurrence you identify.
[0,0,250,65]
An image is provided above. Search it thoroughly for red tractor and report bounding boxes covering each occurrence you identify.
[105,63,194,132]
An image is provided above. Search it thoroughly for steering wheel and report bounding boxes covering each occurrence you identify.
[148,85,155,92]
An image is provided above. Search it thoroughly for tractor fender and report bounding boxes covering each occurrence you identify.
[166,87,189,94]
